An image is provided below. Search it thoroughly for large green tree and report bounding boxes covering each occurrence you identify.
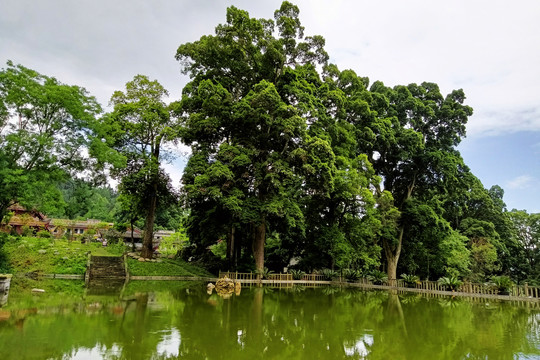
[365,81,473,281]
[98,75,177,258]
[0,61,101,220]
[176,2,331,272]
[508,209,540,283]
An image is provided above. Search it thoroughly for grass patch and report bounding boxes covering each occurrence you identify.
[2,235,213,277]
[3,236,127,275]
[127,258,214,277]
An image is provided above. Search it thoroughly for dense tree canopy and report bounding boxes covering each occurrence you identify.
[0,61,101,220]
[96,75,179,258]
[173,1,525,284]
[175,2,331,273]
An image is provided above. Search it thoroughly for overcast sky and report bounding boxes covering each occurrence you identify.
[1,0,539,212]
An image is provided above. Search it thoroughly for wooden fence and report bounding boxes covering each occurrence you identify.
[218,271,540,300]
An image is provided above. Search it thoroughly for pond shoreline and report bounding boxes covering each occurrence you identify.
[12,272,540,304]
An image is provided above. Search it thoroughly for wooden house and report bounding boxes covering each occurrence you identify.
[1,204,51,235]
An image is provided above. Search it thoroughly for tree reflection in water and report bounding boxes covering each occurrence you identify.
[0,281,539,359]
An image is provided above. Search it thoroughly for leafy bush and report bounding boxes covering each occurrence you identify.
[255,267,274,279]
[21,225,33,237]
[490,275,514,295]
[438,276,462,291]
[400,274,420,287]
[0,233,10,273]
[103,228,123,244]
[368,270,388,285]
[343,269,361,282]
[290,269,305,280]
[209,240,227,260]
[36,230,52,238]
[321,269,339,281]
[159,232,188,256]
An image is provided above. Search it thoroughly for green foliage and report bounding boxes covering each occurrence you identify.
[0,61,101,220]
[54,179,118,221]
[0,232,9,273]
[36,230,52,238]
[343,269,361,282]
[289,269,305,280]
[469,237,499,283]
[102,228,123,244]
[158,231,188,257]
[368,270,388,285]
[2,236,125,275]
[255,267,274,280]
[176,2,332,273]
[490,275,514,295]
[97,75,178,258]
[400,273,420,287]
[438,276,463,291]
[209,240,227,260]
[21,225,33,237]
[320,269,339,281]
[438,231,471,278]
[508,210,540,283]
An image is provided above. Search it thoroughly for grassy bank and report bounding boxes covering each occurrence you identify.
[3,236,124,275]
[2,235,212,277]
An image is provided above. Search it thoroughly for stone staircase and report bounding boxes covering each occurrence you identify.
[86,255,127,280]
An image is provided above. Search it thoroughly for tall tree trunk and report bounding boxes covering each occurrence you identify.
[130,218,136,251]
[253,217,266,275]
[227,225,235,270]
[141,182,158,259]
[384,226,404,286]
[384,177,415,285]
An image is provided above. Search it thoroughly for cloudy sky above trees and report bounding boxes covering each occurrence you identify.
[1,0,539,212]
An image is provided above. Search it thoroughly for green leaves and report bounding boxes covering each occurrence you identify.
[0,61,101,219]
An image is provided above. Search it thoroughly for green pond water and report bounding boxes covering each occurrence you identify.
[0,279,539,360]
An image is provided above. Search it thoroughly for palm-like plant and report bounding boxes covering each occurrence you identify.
[321,269,339,281]
[368,270,388,285]
[490,275,514,295]
[343,269,361,282]
[400,274,420,288]
[290,269,305,280]
[256,267,274,280]
[438,276,462,291]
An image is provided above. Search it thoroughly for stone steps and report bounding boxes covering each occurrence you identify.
[87,255,126,280]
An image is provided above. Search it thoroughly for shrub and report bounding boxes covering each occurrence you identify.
[368,270,388,285]
[343,269,361,282]
[400,274,420,287]
[321,269,339,281]
[103,229,123,244]
[256,267,274,279]
[490,275,514,295]
[36,230,52,238]
[0,233,10,273]
[21,225,33,237]
[290,269,305,280]
[438,276,462,291]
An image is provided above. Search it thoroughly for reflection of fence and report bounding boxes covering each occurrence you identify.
[218,271,540,300]
[390,279,540,299]
[219,271,326,282]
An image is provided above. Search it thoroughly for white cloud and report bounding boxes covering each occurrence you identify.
[507,175,535,189]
